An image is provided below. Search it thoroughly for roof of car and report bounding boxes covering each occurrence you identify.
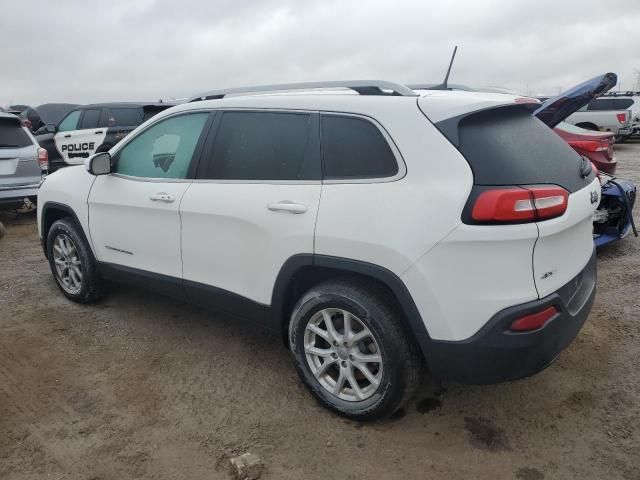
[78,102,177,109]
[0,111,22,121]
[149,87,530,127]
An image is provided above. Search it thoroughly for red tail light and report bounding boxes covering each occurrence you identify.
[472,186,568,223]
[38,147,48,171]
[616,113,627,123]
[569,140,608,152]
[510,306,558,332]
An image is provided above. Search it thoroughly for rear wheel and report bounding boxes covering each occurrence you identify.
[289,280,422,421]
[47,218,104,303]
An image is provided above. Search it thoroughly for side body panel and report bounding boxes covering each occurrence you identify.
[181,183,322,305]
[315,101,474,276]
[37,166,96,243]
[88,175,189,279]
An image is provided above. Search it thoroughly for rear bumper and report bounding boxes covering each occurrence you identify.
[0,184,40,205]
[424,247,596,384]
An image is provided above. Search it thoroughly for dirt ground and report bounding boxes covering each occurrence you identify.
[1,142,639,480]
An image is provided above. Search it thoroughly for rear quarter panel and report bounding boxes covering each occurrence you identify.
[314,101,474,275]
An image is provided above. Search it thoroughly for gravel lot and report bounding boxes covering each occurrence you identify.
[1,140,639,480]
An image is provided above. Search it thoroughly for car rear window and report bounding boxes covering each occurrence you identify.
[321,115,398,179]
[0,118,32,148]
[450,107,592,193]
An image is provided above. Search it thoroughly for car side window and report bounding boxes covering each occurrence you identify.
[107,108,143,127]
[57,110,82,132]
[113,113,209,179]
[200,111,319,181]
[79,109,101,129]
[321,115,398,179]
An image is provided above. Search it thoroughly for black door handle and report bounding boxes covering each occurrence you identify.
[95,130,103,134]
[64,134,71,138]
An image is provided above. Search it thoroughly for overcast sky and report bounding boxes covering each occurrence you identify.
[2,0,639,106]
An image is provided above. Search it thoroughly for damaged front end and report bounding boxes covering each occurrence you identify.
[593,176,637,247]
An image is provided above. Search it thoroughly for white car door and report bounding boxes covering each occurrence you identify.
[88,111,212,280]
[54,108,107,165]
[180,110,322,311]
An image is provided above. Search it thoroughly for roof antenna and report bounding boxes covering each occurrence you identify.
[431,46,458,90]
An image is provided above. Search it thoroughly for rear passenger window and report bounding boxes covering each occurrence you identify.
[79,109,101,129]
[107,108,142,127]
[0,118,31,148]
[321,115,398,179]
[202,111,319,180]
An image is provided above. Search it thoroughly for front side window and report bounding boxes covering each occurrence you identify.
[114,113,209,179]
[321,115,398,179]
[201,111,318,180]
[57,110,82,132]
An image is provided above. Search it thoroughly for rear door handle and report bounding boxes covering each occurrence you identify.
[267,201,307,214]
[149,192,176,203]
[94,130,103,134]
[64,134,71,138]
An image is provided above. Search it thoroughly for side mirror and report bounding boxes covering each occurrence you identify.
[85,152,111,176]
[45,123,56,134]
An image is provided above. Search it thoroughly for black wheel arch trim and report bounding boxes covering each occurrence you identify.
[40,202,89,258]
[270,254,432,356]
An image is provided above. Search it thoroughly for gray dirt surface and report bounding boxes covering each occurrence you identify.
[1,140,639,479]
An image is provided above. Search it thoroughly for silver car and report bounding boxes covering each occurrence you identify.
[0,112,46,209]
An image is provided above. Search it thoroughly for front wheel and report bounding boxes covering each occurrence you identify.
[289,280,422,421]
[47,218,104,303]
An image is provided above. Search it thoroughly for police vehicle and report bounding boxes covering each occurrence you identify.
[36,102,174,172]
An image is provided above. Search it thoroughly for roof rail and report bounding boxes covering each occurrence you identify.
[188,80,418,102]
[602,91,639,97]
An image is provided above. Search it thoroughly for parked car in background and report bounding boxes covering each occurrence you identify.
[36,102,175,172]
[599,92,640,138]
[564,97,633,142]
[554,122,617,174]
[0,112,47,209]
[19,103,81,134]
[38,80,600,420]
[535,73,637,248]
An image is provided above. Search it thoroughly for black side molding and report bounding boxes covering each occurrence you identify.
[40,202,87,258]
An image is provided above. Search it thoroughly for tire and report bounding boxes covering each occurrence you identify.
[289,280,422,421]
[46,218,104,303]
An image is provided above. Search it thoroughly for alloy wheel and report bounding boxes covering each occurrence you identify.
[52,234,83,295]
[304,308,384,402]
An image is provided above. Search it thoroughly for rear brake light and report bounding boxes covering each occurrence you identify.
[472,186,568,223]
[38,147,48,171]
[569,140,608,152]
[616,113,627,123]
[510,306,558,332]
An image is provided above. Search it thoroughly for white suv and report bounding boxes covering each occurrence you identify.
[37,81,600,420]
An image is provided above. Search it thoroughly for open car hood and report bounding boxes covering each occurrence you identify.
[534,73,617,128]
